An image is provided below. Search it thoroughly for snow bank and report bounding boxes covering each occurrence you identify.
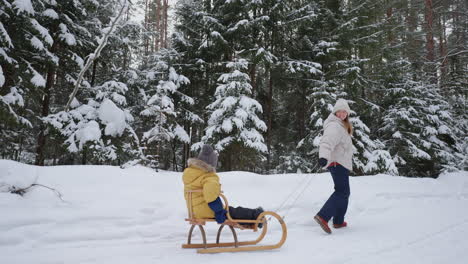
[0,160,37,192]
[0,160,467,264]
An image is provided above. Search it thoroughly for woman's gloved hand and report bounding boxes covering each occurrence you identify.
[318,158,328,167]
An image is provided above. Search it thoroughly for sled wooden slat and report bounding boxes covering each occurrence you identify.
[182,240,258,249]
[198,244,284,254]
[182,190,287,254]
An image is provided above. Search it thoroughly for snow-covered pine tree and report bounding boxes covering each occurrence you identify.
[351,108,398,176]
[35,0,142,165]
[328,0,399,175]
[196,58,267,171]
[444,65,467,166]
[0,1,34,160]
[0,0,105,164]
[172,0,229,162]
[79,1,144,167]
[286,0,379,175]
[139,49,199,170]
[448,92,468,171]
[36,0,109,165]
[441,0,468,171]
[246,0,324,173]
[380,64,460,177]
[45,80,139,164]
[278,1,345,174]
[300,92,397,175]
[293,79,337,173]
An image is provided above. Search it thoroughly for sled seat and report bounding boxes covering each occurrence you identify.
[182,189,287,254]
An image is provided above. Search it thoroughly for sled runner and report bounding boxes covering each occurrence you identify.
[182,190,288,253]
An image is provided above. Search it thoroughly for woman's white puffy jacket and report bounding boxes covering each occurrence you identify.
[319,113,354,171]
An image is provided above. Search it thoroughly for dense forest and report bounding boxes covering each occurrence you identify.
[0,0,466,177]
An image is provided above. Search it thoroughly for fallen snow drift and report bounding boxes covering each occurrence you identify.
[1,159,467,264]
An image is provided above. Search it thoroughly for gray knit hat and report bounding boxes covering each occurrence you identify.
[198,144,218,168]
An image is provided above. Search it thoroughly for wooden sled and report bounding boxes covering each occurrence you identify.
[182,190,287,253]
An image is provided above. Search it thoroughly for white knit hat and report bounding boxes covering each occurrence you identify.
[332,99,351,115]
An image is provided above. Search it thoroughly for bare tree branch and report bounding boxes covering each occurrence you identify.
[10,183,65,202]
[65,0,130,111]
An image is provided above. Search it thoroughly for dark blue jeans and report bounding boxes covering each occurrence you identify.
[317,164,350,225]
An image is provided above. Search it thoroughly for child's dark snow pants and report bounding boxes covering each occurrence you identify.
[317,164,350,225]
[228,206,262,220]
[228,206,264,228]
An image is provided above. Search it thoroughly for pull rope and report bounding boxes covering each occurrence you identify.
[269,165,319,221]
[280,174,314,220]
[273,173,311,213]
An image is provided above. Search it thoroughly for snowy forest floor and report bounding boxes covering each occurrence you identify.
[1,160,467,264]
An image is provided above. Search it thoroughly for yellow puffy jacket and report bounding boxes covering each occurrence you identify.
[183,158,221,218]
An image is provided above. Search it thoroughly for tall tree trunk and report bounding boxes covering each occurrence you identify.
[298,83,306,140]
[452,0,466,75]
[438,10,448,89]
[155,0,161,51]
[182,123,189,168]
[424,0,437,83]
[35,65,56,165]
[17,136,23,161]
[386,6,394,44]
[406,0,419,70]
[266,69,273,173]
[172,142,178,171]
[82,147,87,165]
[144,0,149,56]
[249,63,257,95]
[163,0,169,48]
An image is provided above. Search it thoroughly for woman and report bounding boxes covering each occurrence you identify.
[182,144,264,227]
[314,99,354,234]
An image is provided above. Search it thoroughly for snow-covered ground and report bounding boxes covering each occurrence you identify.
[1,159,467,264]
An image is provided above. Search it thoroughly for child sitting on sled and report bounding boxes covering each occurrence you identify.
[182,144,264,227]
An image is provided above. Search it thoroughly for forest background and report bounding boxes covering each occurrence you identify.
[0,0,466,177]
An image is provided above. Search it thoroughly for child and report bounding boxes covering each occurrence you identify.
[182,144,263,227]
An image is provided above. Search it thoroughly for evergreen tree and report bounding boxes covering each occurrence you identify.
[291,0,342,173]
[172,0,227,154]
[139,49,199,170]
[444,0,468,171]
[380,65,460,177]
[293,78,337,173]
[351,109,398,175]
[1,0,465,177]
[0,0,32,159]
[0,0,107,164]
[45,80,139,164]
[196,58,267,171]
